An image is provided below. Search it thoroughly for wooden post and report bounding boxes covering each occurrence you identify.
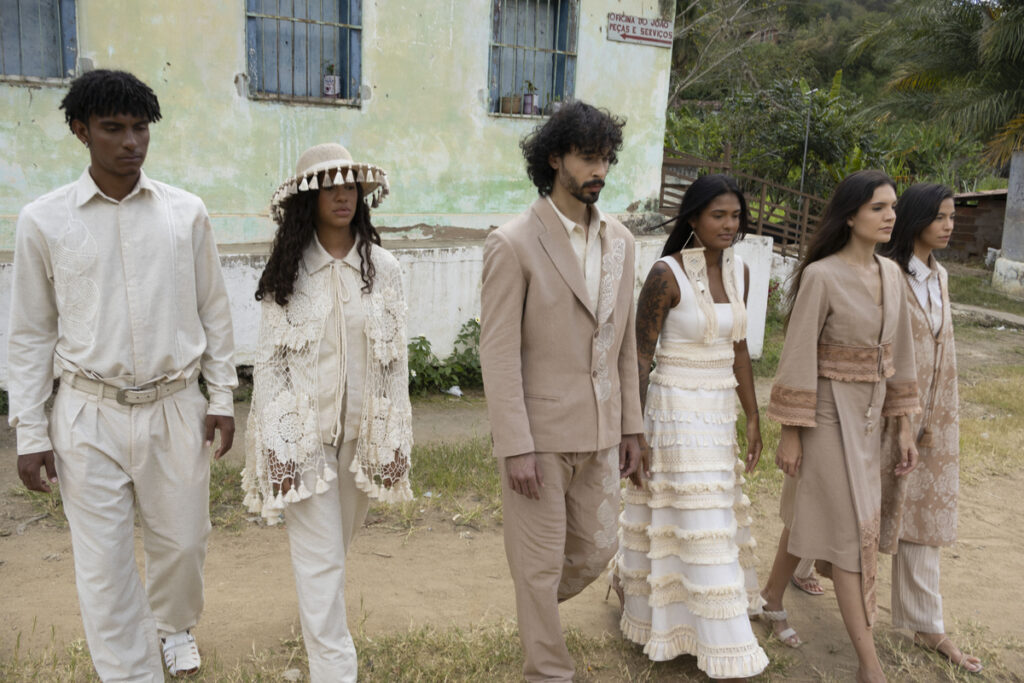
[799,196,811,257]
[757,181,768,236]
[723,142,732,172]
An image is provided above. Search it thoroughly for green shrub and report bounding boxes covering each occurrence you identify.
[408,318,482,395]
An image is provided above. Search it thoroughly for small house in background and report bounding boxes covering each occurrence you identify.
[0,1,698,381]
[951,189,1007,261]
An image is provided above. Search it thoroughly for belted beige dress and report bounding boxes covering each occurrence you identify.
[767,254,919,624]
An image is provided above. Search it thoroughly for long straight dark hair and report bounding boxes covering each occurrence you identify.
[878,182,954,274]
[661,174,749,257]
[785,169,896,322]
[256,182,382,306]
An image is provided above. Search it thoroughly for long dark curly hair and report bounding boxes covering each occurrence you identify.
[520,100,625,196]
[255,182,382,306]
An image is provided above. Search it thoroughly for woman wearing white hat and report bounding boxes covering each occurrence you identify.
[243,143,413,682]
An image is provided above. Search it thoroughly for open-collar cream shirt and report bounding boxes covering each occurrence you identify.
[302,235,367,446]
[909,254,943,336]
[545,196,606,308]
[8,168,237,454]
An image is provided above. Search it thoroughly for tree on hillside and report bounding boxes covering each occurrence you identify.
[856,0,1024,166]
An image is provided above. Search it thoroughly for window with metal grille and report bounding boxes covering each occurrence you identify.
[488,0,578,116]
[0,0,77,81]
[245,0,361,103]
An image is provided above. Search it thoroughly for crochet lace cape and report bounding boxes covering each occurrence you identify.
[242,245,413,523]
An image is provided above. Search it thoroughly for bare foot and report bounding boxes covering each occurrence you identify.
[790,572,825,595]
[915,632,983,673]
[854,667,887,683]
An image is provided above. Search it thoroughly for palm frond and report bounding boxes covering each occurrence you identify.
[984,113,1024,166]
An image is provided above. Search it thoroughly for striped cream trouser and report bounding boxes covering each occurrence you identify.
[49,381,211,683]
[891,540,944,634]
[284,439,370,683]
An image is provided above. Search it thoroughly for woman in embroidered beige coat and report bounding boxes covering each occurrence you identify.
[877,183,982,673]
[243,144,412,683]
[759,170,920,683]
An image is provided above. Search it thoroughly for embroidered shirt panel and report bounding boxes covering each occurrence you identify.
[8,168,237,454]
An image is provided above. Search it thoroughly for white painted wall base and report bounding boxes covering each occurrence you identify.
[0,235,775,389]
[993,256,1024,300]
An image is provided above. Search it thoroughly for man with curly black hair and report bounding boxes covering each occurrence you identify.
[480,100,646,681]
[8,69,237,680]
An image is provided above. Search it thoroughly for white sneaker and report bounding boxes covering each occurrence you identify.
[161,630,201,677]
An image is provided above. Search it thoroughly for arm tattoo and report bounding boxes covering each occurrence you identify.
[635,263,676,405]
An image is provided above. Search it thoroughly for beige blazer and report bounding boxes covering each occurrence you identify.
[480,197,645,459]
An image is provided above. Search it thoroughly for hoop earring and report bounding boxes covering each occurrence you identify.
[681,230,696,250]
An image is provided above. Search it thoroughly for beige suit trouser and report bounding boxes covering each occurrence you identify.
[49,382,211,683]
[284,439,370,683]
[891,540,944,634]
[501,448,620,682]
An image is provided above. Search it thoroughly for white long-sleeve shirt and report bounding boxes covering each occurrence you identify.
[8,168,237,454]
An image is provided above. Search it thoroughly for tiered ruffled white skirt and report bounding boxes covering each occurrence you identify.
[615,344,768,678]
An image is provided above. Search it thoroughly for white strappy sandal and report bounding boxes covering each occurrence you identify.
[761,607,802,648]
[162,630,201,677]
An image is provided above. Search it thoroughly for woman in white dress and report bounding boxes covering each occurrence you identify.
[611,174,768,679]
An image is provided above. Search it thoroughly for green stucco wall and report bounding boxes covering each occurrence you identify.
[0,0,674,249]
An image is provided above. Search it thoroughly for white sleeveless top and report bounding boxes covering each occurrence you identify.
[660,253,745,344]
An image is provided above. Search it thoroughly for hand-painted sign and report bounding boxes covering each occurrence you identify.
[606,13,673,48]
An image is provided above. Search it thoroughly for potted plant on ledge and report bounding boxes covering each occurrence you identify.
[322,63,341,98]
[500,90,523,115]
[523,80,539,115]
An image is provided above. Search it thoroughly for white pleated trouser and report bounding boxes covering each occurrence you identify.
[49,381,211,683]
[284,439,371,683]
[891,540,944,634]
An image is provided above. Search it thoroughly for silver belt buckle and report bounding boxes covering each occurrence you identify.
[116,385,158,405]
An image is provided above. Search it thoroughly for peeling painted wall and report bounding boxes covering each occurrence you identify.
[0,0,675,248]
[0,234,774,389]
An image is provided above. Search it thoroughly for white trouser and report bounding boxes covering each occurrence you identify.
[49,381,211,683]
[891,540,944,634]
[794,557,816,579]
[285,439,371,683]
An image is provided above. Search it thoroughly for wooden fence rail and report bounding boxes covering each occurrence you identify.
[660,148,827,259]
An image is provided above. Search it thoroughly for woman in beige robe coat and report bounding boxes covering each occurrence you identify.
[759,171,920,683]
[878,183,982,673]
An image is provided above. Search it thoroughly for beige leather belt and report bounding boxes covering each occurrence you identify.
[61,371,190,406]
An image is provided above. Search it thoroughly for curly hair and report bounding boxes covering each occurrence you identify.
[519,100,626,196]
[59,69,161,131]
[255,183,382,306]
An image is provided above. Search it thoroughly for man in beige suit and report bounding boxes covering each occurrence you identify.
[480,101,646,682]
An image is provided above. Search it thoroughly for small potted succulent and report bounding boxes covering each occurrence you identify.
[523,80,539,115]
[544,95,563,115]
[322,62,341,97]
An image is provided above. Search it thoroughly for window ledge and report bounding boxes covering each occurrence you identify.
[0,75,70,88]
[488,112,549,120]
[248,92,361,108]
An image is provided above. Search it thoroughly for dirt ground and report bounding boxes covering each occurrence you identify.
[2,328,1023,681]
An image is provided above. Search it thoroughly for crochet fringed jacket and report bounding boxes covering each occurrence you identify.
[242,243,413,524]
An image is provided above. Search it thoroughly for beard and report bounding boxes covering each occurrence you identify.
[562,174,604,205]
